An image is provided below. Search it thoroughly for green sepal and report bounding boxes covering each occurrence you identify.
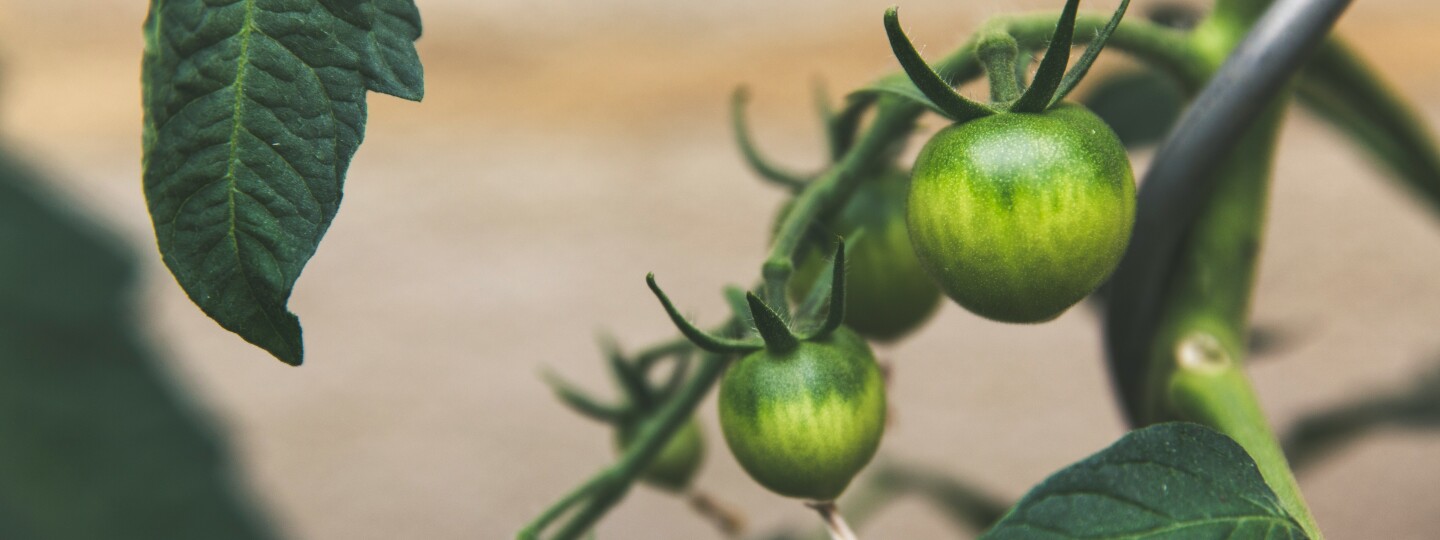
[851,74,947,119]
[655,352,692,402]
[882,7,995,122]
[541,369,627,424]
[746,292,799,353]
[602,338,653,410]
[1010,0,1080,113]
[1050,0,1132,107]
[800,240,848,340]
[731,87,810,191]
[817,80,876,161]
[723,284,758,339]
[646,274,763,354]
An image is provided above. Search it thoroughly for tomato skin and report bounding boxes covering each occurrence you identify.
[788,170,942,341]
[907,103,1135,323]
[617,417,705,492]
[718,327,886,501]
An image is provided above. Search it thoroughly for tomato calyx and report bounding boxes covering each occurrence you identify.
[542,336,706,491]
[881,0,1131,118]
[646,242,849,355]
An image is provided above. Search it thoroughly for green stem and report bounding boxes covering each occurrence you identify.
[1114,11,1325,537]
[1166,334,1320,537]
[761,98,924,313]
[977,31,1022,103]
[520,354,729,539]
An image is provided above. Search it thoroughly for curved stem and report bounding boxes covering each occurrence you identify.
[732,87,812,191]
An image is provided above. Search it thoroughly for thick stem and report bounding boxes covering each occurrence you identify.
[806,501,858,540]
[1167,341,1319,537]
[761,99,923,313]
[977,31,1022,103]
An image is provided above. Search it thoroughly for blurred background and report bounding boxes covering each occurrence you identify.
[0,0,1437,538]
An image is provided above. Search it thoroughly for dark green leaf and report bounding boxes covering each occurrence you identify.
[0,149,277,540]
[982,423,1309,540]
[141,0,425,365]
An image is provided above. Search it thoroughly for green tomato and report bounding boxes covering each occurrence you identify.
[617,417,705,492]
[718,327,886,501]
[788,170,942,341]
[907,103,1135,323]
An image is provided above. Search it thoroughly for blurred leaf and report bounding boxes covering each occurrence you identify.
[1082,68,1185,148]
[981,423,1308,539]
[0,149,278,540]
[141,0,424,365]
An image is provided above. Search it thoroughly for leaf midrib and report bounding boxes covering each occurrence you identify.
[219,0,297,361]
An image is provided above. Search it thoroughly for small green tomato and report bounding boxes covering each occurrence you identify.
[718,327,886,501]
[906,103,1135,323]
[617,418,705,492]
[787,169,942,341]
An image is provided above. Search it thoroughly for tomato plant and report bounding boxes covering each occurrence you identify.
[16,0,1416,538]
[514,0,1439,536]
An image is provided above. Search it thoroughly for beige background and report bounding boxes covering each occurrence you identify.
[1,0,1438,538]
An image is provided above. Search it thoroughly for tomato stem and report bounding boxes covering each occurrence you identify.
[976,31,1022,104]
[731,87,812,192]
[806,501,859,540]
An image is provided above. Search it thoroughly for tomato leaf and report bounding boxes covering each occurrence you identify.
[141,0,425,365]
[981,423,1310,540]
[0,150,276,539]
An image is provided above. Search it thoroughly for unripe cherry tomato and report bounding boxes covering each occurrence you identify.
[788,169,942,341]
[718,327,886,501]
[617,417,705,492]
[907,103,1135,323]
